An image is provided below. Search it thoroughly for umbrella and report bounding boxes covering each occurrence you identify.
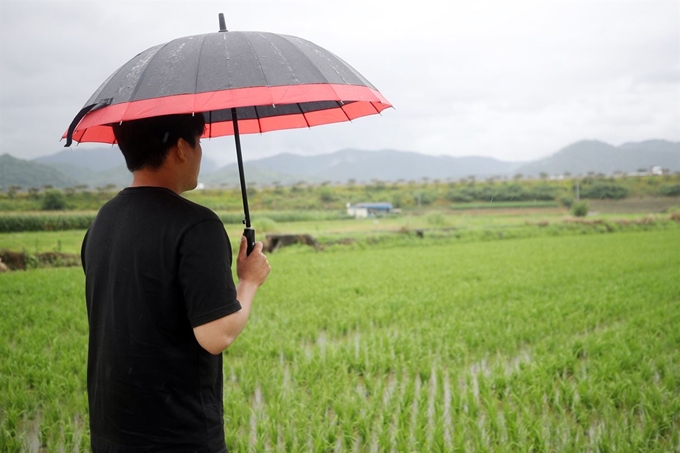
[64,13,392,253]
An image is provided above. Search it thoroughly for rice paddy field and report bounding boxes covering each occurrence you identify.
[1,216,679,451]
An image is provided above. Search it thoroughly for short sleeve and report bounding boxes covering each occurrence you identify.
[178,219,241,327]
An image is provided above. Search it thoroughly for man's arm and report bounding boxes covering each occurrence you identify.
[193,236,270,354]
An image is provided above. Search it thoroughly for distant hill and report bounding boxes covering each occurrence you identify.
[292,148,523,181]
[35,146,125,171]
[45,162,133,188]
[3,139,678,189]
[0,154,77,188]
[514,140,680,176]
[201,163,322,187]
[35,146,220,174]
[206,141,679,186]
[29,146,220,188]
[204,149,524,186]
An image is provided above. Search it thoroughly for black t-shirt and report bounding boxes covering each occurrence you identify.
[82,187,240,453]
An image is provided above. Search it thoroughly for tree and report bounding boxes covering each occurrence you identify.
[570,201,589,217]
[7,185,21,199]
[319,187,336,203]
[28,187,40,199]
[581,183,629,200]
[659,184,680,196]
[391,192,403,208]
[41,189,67,210]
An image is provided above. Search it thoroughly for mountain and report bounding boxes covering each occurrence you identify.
[45,162,133,188]
[203,149,524,186]
[201,163,322,187]
[4,140,678,189]
[35,146,221,175]
[514,140,680,176]
[265,148,522,182]
[29,146,220,188]
[35,146,126,171]
[0,154,77,188]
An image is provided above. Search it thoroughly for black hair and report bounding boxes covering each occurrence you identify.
[113,114,206,171]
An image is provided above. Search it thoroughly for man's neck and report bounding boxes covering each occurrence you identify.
[130,169,182,194]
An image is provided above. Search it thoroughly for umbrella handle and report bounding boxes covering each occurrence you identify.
[243,227,256,256]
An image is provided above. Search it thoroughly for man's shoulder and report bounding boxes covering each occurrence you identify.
[175,194,218,219]
[96,187,220,229]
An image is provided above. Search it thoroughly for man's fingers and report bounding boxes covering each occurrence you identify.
[240,239,265,260]
[238,235,248,257]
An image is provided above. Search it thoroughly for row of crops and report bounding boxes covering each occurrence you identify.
[1,228,679,451]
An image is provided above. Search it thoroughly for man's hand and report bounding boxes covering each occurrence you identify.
[236,235,271,288]
[193,236,271,355]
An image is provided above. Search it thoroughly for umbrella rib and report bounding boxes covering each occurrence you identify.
[280,35,334,85]
[64,31,391,144]
[247,33,273,99]
[339,101,353,123]
[194,34,210,114]
[254,105,262,134]
[125,41,173,110]
[299,103,311,128]
[368,101,381,116]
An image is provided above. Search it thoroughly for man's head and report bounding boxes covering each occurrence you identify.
[113,114,206,172]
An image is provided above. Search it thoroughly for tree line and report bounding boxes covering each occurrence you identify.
[1,175,679,213]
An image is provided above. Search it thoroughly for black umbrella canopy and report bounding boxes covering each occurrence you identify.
[89,32,378,101]
[67,28,391,144]
[64,15,392,253]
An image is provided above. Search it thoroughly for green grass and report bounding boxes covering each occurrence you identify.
[449,200,561,210]
[0,268,89,451]
[2,229,679,451]
[0,230,87,255]
[0,209,677,258]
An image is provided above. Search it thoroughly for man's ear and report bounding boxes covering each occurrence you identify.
[175,138,189,163]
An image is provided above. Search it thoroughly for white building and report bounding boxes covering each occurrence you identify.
[346,202,393,219]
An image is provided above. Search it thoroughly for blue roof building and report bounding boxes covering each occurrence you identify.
[346,202,393,218]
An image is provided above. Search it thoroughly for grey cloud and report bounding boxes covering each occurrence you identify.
[1,0,679,163]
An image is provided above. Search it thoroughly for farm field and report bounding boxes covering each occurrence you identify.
[1,227,679,452]
[1,206,677,257]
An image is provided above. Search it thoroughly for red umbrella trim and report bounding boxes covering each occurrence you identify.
[64,83,391,144]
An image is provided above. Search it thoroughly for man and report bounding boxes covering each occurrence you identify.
[81,113,271,452]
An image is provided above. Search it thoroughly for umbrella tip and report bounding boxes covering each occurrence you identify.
[218,13,228,32]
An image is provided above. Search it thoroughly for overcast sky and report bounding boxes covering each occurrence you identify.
[1,0,679,167]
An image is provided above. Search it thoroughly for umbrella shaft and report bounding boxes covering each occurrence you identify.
[232,108,251,228]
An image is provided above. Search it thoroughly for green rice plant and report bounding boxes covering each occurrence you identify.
[217,210,352,226]
[2,230,679,451]
[0,214,95,232]
[253,217,278,233]
[0,230,86,255]
[425,211,447,226]
[0,268,90,451]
